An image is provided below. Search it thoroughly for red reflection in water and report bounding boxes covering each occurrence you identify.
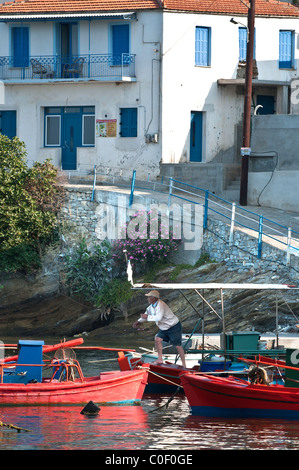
[0,405,149,450]
[184,415,299,450]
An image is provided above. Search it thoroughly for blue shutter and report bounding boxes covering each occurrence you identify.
[239,28,247,61]
[279,30,293,69]
[120,108,137,137]
[13,27,29,67]
[0,111,16,138]
[112,24,129,65]
[195,27,210,66]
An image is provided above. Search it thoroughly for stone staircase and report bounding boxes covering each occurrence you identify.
[159,162,241,202]
[222,177,241,203]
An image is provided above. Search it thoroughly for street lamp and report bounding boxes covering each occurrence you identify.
[230,17,249,42]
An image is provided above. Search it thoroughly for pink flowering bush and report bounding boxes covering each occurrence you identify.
[112,209,181,274]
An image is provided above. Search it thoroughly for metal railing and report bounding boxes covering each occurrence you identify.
[0,53,136,81]
[164,176,299,262]
[70,164,299,264]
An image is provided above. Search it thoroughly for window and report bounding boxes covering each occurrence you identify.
[112,24,130,65]
[45,106,95,147]
[11,26,29,67]
[0,111,16,138]
[239,27,256,61]
[239,28,247,61]
[83,115,95,145]
[120,108,137,137]
[279,30,295,69]
[195,27,211,66]
[45,115,61,146]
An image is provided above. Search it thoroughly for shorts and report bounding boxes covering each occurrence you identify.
[155,321,182,346]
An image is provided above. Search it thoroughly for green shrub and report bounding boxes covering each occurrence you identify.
[0,243,41,272]
[0,135,64,272]
[95,278,134,309]
[64,239,112,304]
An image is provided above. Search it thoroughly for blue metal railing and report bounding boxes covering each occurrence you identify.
[0,53,136,81]
[83,164,299,264]
[163,177,299,262]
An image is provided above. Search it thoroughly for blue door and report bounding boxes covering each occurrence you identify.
[256,95,275,115]
[62,113,81,170]
[190,112,203,162]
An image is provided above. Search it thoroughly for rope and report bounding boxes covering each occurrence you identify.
[147,368,184,388]
[0,421,30,433]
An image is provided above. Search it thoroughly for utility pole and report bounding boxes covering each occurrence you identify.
[239,0,256,206]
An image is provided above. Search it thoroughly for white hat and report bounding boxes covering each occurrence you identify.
[145,290,160,299]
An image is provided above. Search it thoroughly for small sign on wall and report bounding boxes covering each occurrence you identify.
[96,119,117,137]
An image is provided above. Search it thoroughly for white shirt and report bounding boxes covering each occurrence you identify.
[138,299,179,331]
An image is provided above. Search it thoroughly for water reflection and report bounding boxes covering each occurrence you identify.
[0,405,148,450]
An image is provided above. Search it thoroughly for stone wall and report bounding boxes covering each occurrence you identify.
[202,218,299,284]
[59,185,299,284]
[2,185,298,309]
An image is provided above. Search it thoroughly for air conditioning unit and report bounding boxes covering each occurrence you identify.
[145,133,159,143]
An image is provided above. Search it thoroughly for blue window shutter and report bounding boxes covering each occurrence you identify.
[13,27,29,67]
[112,24,129,65]
[120,108,137,137]
[0,111,16,138]
[279,30,293,68]
[239,28,247,61]
[195,27,210,66]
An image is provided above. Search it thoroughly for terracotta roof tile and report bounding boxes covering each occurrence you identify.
[0,0,298,17]
[163,0,299,17]
[0,0,161,14]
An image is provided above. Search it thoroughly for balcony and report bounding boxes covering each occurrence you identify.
[0,53,136,82]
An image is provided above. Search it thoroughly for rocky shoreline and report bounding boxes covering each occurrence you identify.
[1,261,299,343]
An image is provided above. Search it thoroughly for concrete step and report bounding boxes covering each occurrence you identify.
[222,188,240,203]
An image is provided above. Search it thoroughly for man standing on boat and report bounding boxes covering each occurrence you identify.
[133,290,186,368]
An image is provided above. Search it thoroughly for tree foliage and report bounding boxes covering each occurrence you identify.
[0,134,64,270]
[64,239,113,304]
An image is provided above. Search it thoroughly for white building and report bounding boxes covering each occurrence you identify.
[0,0,299,191]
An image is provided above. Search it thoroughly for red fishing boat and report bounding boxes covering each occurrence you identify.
[181,361,299,420]
[117,351,248,393]
[0,339,148,405]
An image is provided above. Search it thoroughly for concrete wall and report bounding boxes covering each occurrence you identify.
[248,115,299,212]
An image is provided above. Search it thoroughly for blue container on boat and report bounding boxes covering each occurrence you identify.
[200,360,232,372]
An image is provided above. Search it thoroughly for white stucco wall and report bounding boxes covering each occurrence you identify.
[0,11,163,178]
[2,9,299,178]
[160,12,299,165]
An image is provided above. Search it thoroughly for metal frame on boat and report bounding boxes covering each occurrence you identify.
[121,277,298,394]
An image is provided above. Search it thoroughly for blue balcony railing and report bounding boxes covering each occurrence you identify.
[0,53,136,81]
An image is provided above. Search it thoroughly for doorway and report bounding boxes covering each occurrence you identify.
[190,111,203,162]
[62,111,82,170]
[256,95,275,115]
[55,22,78,76]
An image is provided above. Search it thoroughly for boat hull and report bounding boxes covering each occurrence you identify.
[117,352,247,394]
[0,370,148,406]
[181,373,299,419]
